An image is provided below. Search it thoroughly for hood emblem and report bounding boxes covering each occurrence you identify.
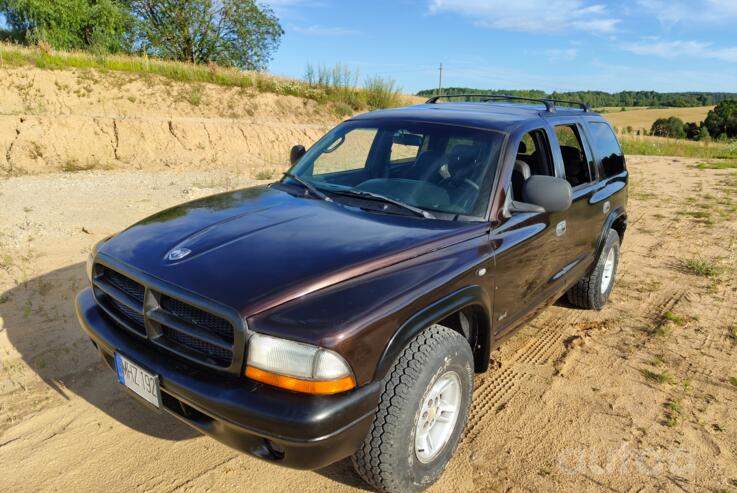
[166,247,192,261]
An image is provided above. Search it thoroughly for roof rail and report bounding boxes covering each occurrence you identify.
[424,94,591,112]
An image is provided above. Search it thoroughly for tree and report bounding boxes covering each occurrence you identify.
[697,126,711,141]
[127,0,283,70]
[0,0,131,52]
[650,117,686,139]
[704,100,737,139]
[684,122,700,141]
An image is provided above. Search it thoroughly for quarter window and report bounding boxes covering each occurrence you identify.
[587,122,625,177]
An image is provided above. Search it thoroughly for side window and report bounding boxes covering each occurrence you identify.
[587,122,625,177]
[512,129,553,201]
[389,130,422,164]
[313,128,377,175]
[555,124,593,187]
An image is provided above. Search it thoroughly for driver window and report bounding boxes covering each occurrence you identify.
[512,129,553,201]
[313,128,378,175]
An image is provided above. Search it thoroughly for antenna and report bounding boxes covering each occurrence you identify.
[437,63,443,96]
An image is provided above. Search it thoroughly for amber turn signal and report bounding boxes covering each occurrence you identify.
[245,366,356,395]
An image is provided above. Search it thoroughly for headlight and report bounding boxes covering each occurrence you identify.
[245,333,356,394]
[86,251,95,283]
[86,237,110,283]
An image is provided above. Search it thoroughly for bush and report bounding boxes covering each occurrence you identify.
[651,117,686,139]
[364,75,400,109]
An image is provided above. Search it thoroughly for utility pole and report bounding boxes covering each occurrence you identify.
[437,63,443,96]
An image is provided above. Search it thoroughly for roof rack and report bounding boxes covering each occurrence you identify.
[424,94,591,113]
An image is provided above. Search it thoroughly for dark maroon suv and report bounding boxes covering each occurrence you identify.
[76,95,627,492]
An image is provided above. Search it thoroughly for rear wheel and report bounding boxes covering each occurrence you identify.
[352,324,473,493]
[567,229,620,310]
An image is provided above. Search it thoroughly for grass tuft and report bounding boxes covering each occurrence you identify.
[641,369,674,384]
[664,399,682,427]
[729,377,737,388]
[682,258,721,277]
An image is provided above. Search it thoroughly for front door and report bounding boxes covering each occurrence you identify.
[492,127,571,336]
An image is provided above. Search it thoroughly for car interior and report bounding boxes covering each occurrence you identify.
[304,125,503,217]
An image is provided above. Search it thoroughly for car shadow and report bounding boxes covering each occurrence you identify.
[315,457,373,490]
[1,262,198,441]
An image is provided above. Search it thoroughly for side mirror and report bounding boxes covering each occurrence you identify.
[290,144,306,166]
[522,175,572,212]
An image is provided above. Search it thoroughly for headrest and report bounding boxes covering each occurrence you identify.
[560,146,583,162]
[514,160,531,180]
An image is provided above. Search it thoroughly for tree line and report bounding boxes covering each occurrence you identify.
[649,101,737,141]
[416,88,737,109]
[0,0,283,70]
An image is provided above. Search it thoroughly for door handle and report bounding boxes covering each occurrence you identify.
[603,201,611,214]
[556,220,567,236]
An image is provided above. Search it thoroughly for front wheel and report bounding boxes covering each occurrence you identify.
[352,324,473,493]
[567,229,620,310]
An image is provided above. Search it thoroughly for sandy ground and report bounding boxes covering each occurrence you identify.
[1,156,736,492]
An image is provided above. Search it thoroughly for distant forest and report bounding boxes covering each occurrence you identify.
[414,88,737,108]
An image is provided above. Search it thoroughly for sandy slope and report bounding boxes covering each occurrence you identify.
[1,157,736,492]
[0,66,341,176]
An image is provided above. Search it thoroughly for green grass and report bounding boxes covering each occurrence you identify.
[693,160,737,169]
[663,311,686,326]
[621,136,737,159]
[728,376,737,387]
[0,43,404,111]
[641,369,674,384]
[683,258,721,277]
[664,399,682,427]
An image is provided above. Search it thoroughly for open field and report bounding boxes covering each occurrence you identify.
[604,106,714,132]
[1,156,736,492]
[620,135,737,160]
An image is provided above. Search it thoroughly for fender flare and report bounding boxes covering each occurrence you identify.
[593,207,627,263]
[374,285,492,381]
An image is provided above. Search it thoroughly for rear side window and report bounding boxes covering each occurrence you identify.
[587,122,625,177]
[555,124,593,187]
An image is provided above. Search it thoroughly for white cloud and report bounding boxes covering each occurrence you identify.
[623,39,737,62]
[637,0,737,25]
[428,0,620,33]
[292,25,360,36]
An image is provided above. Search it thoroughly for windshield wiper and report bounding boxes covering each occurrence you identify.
[282,173,332,202]
[333,189,435,219]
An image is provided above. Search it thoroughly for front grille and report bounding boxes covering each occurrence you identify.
[160,296,233,343]
[102,267,144,303]
[109,298,146,334]
[92,264,238,370]
[162,327,232,366]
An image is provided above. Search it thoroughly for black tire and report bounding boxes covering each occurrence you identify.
[352,324,474,493]
[567,229,620,310]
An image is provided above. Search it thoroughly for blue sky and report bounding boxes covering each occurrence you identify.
[265,0,737,93]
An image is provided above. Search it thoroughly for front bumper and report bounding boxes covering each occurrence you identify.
[76,288,379,470]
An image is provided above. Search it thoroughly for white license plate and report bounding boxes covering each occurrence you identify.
[115,353,162,408]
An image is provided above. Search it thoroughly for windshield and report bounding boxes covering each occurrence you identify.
[287,121,504,218]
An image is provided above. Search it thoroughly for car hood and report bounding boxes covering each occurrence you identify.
[98,186,487,315]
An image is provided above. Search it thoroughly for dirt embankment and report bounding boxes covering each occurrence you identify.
[0,67,343,177]
[0,157,736,492]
